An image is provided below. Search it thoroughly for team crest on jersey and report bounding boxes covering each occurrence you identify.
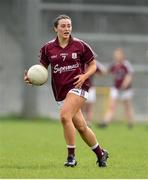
[72,53,77,59]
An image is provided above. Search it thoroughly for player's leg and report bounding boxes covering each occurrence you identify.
[99,97,117,127]
[104,97,117,123]
[73,110,109,167]
[73,110,97,146]
[73,110,100,147]
[59,92,85,166]
[82,103,87,122]
[82,102,94,127]
[86,102,94,126]
[121,89,134,128]
[123,99,134,128]
[83,87,96,127]
[99,88,118,128]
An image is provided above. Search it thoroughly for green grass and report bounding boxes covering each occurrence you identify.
[0,118,148,179]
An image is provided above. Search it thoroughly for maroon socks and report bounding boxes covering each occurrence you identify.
[67,145,76,157]
[67,143,103,159]
[91,143,104,159]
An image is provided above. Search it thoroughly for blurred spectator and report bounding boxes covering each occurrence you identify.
[99,48,134,128]
[82,61,106,127]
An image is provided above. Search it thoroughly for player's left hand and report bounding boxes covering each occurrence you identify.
[73,74,86,88]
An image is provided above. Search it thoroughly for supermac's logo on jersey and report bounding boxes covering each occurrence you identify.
[72,53,77,59]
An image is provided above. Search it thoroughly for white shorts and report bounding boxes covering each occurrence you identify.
[87,87,96,103]
[57,88,88,108]
[110,87,133,100]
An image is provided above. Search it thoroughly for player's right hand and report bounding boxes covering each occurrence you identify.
[24,70,33,86]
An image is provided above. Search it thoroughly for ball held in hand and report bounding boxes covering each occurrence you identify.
[27,64,48,86]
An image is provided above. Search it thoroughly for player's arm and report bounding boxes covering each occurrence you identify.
[96,61,108,75]
[121,73,133,89]
[74,59,96,88]
[39,46,50,69]
[84,59,97,78]
[40,63,48,69]
[100,66,108,75]
[121,61,134,89]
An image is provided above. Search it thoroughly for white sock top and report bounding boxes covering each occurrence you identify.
[67,145,76,148]
[91,143,99,150]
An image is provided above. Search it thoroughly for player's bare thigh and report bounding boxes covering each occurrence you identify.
[60,92,86,121]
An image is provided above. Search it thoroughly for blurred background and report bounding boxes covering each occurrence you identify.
[0,0,148,121]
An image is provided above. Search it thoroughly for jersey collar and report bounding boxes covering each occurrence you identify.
[53,35,73,47]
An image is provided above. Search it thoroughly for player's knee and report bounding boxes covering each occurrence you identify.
[60,111,70,124]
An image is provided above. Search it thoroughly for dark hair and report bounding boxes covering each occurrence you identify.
[53,14,71,28]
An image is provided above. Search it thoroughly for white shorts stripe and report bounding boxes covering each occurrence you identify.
[69,88,88,100]
[57,88,88,108]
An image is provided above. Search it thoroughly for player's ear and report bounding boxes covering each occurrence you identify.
[53,27,57,33]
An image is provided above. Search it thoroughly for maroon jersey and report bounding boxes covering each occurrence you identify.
[40,36,97,101]
[109,60,134,89]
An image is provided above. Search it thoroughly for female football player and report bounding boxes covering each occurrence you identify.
[99,48,134,128]
[24,15,108,167]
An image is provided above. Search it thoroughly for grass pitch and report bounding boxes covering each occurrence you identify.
[0,118,148,179]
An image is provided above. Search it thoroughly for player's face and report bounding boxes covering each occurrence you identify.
[54,19,72,40]
[113,50,125,63]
